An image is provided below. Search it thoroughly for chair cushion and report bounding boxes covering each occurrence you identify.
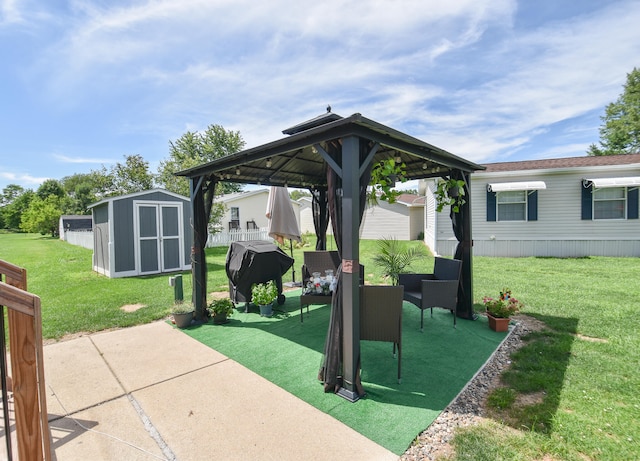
[403,290,422,307]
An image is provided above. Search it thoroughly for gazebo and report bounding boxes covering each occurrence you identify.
[177,110,484,401]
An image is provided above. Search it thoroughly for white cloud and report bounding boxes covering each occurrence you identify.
[53,154,116,164]
[0,0,22,26]
[0,171,50,187]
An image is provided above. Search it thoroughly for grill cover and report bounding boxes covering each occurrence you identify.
[225,240,294,304]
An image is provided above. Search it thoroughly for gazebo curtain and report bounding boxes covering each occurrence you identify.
[318,139,373,396]
[310,187,329,251]
[449,170,473,320]
[191,175,217,321]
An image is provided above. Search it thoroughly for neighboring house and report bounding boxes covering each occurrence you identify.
[298,193,425,241]
[88,189,192,278]
[59,215,93,240]
[217,188,301,233]
[426,154,640,257]
[360,194,425,240]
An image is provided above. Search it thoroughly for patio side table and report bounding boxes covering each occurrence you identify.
[299,293,332,322]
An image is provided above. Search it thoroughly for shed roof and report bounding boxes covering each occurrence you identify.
[88,188,189,209]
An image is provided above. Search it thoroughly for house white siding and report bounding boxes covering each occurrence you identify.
[218,188,301,233]
[424,181,437,251]
[360,201,411,239]
[428,157,640,257]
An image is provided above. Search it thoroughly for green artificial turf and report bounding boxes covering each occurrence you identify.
[181,289,509,455]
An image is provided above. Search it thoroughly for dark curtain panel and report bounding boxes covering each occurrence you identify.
[310,186,329,250]
[450,170,472,319]
[319,140,373,396]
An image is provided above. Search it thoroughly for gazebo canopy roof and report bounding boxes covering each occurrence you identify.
[176,112,484,187]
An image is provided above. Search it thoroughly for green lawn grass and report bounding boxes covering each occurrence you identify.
[1,233,639,460]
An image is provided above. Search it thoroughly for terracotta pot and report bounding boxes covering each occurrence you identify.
[487,313,510,332]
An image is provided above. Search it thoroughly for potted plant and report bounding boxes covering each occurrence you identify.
[435,177,466,213]
[171,303,194,328]
[251,280,278,317]
[368,158,407,205]
[208,298,234,325]
[482,288,523,332]
[372,237,426,286]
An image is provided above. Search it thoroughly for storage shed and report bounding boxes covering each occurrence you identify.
[88,189,192,278]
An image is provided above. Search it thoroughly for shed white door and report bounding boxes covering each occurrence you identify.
[136,203,183,275]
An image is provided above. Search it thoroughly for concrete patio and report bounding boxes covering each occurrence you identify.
[2,321,397,460]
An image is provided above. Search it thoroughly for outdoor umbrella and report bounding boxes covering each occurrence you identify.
[266,186,302,284]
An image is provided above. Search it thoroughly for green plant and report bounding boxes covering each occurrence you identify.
[251,280,278,305]
[434,177,466,212]
[372,237,427,285]
[483,288,523,318]
[369,158,407,204]
[208,298,234,317]
[171,302,195,314]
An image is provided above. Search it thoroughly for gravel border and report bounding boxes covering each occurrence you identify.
[400,315,540,461]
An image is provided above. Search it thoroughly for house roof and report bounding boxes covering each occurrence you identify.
[480,153,640,173]
[396,193,426,206]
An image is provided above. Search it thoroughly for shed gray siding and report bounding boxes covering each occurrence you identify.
[113,198,136,273]
[90,189,192,277]
[93,204,110,274]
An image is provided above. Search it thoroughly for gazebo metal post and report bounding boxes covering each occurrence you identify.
[336,136,361,402]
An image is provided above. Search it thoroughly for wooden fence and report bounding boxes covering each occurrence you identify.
[0,259,51,460]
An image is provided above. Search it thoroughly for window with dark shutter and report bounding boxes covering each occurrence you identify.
[628,188,639,219]
[527,190,538,221]
[486,190,496,221]
[581,183,592,220]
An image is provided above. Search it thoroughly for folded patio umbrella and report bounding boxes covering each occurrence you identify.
[266,186,301,284]
[266,186,302,244]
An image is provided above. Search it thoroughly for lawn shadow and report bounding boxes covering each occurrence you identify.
[488,313,578,434]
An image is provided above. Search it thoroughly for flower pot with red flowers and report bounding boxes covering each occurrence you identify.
[482,288,523,332]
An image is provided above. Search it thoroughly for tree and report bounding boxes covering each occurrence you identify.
[290,189,311,201]
[61,173,102,214]
[108,154,155,196]
[36,179,65,200]
[588,67,640,156]
[157,125,245,228]
[20,195,62,236]
[157,125,245,197]
[1,187,34,230]
[1,184,25,206]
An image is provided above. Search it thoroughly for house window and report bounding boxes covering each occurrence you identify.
[229,207,240,231]
[593,187,626,220]
[497,191,526,221]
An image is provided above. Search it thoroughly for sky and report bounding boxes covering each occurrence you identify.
[1,0,640,193]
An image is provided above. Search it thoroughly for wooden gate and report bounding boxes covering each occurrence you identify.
[0,259,51,460]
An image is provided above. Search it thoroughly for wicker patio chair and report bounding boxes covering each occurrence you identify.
[301,251,365,286]
[359,285,404,384]
[398,257,462,331]
[301,251,341,286]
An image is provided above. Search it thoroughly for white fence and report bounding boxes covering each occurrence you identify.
[206,228,271,247]
[63,230,94,250]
